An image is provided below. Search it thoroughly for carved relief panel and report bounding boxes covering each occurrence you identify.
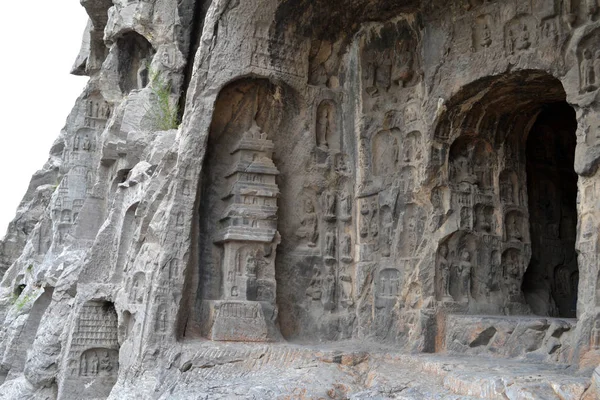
[353,19,427,340]
[504,15,537,56]
[249,24,310,80]
[128,271,146,304]
[472,14,494,50]
[438,0,572,66]
[60,301,119,399]
[360,20,421,100]
[436,232,477,305]
[372,128,402,178]
[84,93,112,130]
[79,348,118,377]
[315,100,342,152]
[308,38,346,88]
[501,248,525,302]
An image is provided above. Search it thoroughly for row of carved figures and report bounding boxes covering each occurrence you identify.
[297,192,352,248]
[438,245,523,303]
[79,350,115,377]
[306,264,353,310]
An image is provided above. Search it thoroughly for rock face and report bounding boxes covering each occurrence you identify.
[1,0,600,398]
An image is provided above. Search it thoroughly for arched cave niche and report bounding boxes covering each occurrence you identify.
[448,135,495,192]
[436,231,479,304]
[434,71,578,317]
[190,77,299,342]
[112,202,139,282]
[116,32,155,94]
[316,100,340,151]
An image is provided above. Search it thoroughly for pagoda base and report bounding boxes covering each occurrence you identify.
[200,300,279,342]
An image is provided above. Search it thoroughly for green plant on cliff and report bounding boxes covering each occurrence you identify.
[148,67,180,131]
[14,292,34,311]
[10,284,33,310]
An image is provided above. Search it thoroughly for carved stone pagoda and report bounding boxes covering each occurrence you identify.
[201,121,281,342]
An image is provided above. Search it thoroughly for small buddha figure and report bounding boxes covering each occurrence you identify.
[87,100,94,118]
[80,353,88,376]
[339,273,353,307]
[501,178,514,203]
[130,278,140,303]
[324,191,336,221]
[360,202,370,238]
[100,351,112,373]
[325,231,336,260]
[406,215,418,253]
[73,135,81,151]
[341,234,353,262]
[363,49,378,95]
[306,265,323,301]
[246,252,258,277]
[392,137,400,165]
[516,24,531,51]
[403,136,413,163]
[481,22,492,47]
[137,58,150,89]
[477,207,492,233]
[322,265,336,311]
[507,29,515,55]
[392,41,414,87]
[335,154,349,174]
[370,208,379,237]
[158,307,167,332]
[339,190,352,221]
[359,216,369,238]
[297,200,319,247]
[82,135,91,151]
[317,106,331,149]
[508,214,522,241]
[439,244,452,301]
[594,50,600,88]
[504,251,521,299]
[581,49,595,91]
[381,224,392,258]
[375,49,393,90]
[456,250,472,303]
[453,154,477,185]
[90,352,99,375]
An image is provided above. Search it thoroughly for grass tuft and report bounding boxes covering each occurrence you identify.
[147,68,179,131]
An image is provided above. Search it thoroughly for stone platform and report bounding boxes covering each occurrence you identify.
[116,341,592,399]
[444,315,578,361]
[199,300,279,342]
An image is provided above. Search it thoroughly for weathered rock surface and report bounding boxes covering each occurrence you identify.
[0,0,600,398]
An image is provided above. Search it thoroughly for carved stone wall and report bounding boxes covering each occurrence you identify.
[0,0,600,398]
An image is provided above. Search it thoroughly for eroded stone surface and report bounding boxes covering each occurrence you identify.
[0,0,599,398]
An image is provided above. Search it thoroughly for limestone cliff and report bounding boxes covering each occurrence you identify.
[1,0,600,398]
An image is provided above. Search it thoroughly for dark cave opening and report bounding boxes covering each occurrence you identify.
[116,32,155,94]
[522,102,579,318]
